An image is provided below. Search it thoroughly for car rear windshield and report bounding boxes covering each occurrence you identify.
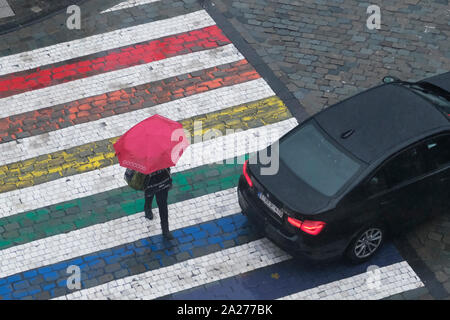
[405,83,450,119]
[279,123,361,197]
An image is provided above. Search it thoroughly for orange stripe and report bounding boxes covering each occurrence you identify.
[0,60,259,143]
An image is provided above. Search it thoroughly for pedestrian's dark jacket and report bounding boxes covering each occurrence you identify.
[144,168,172,193]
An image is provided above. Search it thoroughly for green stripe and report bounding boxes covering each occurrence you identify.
[0,155,248,250]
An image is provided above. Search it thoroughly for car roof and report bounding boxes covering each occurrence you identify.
[314,83,450,164]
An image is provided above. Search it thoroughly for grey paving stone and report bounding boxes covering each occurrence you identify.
[401,286,430,300]
[98,274,114,284]
[175,251,191,262]
[113,269,129,279]
[34,291,51,300]
[83,278,99,288]
[105,263,121,273]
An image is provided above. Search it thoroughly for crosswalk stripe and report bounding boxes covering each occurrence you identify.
[0,211,257,299]
[101,0,161,13]
[0,59,257,144]
[0,79,273,166]
[0,0,14,19]
[54,238,291,300]
[0,95,289,193]
[278,261,424,300]
[0,10,214,76]
[0,44,243,119]
[0,188,239,278]
[0,118,298,218]
[0,25,229,99]
[0,157,244,251]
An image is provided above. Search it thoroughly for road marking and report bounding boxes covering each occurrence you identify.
[279,261,424,300]
[0,95,289,194]
[101,0,161,13]
[0,79,273,166]
[54,238,292,300]
[0,25,229,98]
[0,0,14,19]
[0,118,298,218]
[0,59,258,144]
[0,45,243,119]
[0,10,214,76]
[0,157,244,251]
[0,188,239,278]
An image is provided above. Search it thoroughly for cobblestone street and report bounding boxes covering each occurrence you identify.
[208,0,450,299]
[0,0,448,300]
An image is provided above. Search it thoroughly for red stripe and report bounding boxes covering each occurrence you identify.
[0,25,230,98]
[0,60,259,143]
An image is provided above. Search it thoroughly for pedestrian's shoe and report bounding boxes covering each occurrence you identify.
[163,231,174,240]
[145,210,154,220]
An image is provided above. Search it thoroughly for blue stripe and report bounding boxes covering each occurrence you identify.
[163,242,404,300]
[0,212,259,300]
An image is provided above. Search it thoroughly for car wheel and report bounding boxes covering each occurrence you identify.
[345,224,385,264]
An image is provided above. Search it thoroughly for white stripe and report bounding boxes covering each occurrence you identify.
[0,45,243,119]
[101,0,161,13]
[54,238,292,300]
[279,261,424,300]
[0,79,274,166]
[0,188,239,278]
[0,0,15,19]
[0,118,298,218]
[0,10,214,76]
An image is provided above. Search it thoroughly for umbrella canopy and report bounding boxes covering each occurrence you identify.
[113,114,190,174]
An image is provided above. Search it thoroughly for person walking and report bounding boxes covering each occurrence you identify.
[143,167,174,240]
[113,114,190,240]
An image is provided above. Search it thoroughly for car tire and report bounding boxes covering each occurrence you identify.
[345,224,385,264]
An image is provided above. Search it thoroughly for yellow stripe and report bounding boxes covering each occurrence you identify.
[0,96,291,193]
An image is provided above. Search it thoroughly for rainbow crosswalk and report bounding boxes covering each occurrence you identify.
[0,3,424,300]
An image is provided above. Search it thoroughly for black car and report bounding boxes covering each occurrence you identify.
[238,72,450,263]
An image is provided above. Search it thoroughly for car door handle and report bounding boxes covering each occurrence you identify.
[439,177,449,182]
[380,200,392,206]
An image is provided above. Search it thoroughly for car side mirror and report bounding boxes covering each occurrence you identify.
[369,176,379,185]
[366,176,385,196]
[382,76,399,84]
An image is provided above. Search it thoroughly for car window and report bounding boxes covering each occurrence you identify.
[279,123,361,197]
[422,134,450,170]
[382,146,426,188]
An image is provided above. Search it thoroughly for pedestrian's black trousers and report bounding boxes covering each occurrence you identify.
[144,188,169,233]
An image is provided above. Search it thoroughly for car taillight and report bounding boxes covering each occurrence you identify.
[287,217,302,228]
[287,217,326,236]
[301,220,326,235]
[243,160,253,188]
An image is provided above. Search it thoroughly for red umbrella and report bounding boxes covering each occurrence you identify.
[113,114,190,174]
